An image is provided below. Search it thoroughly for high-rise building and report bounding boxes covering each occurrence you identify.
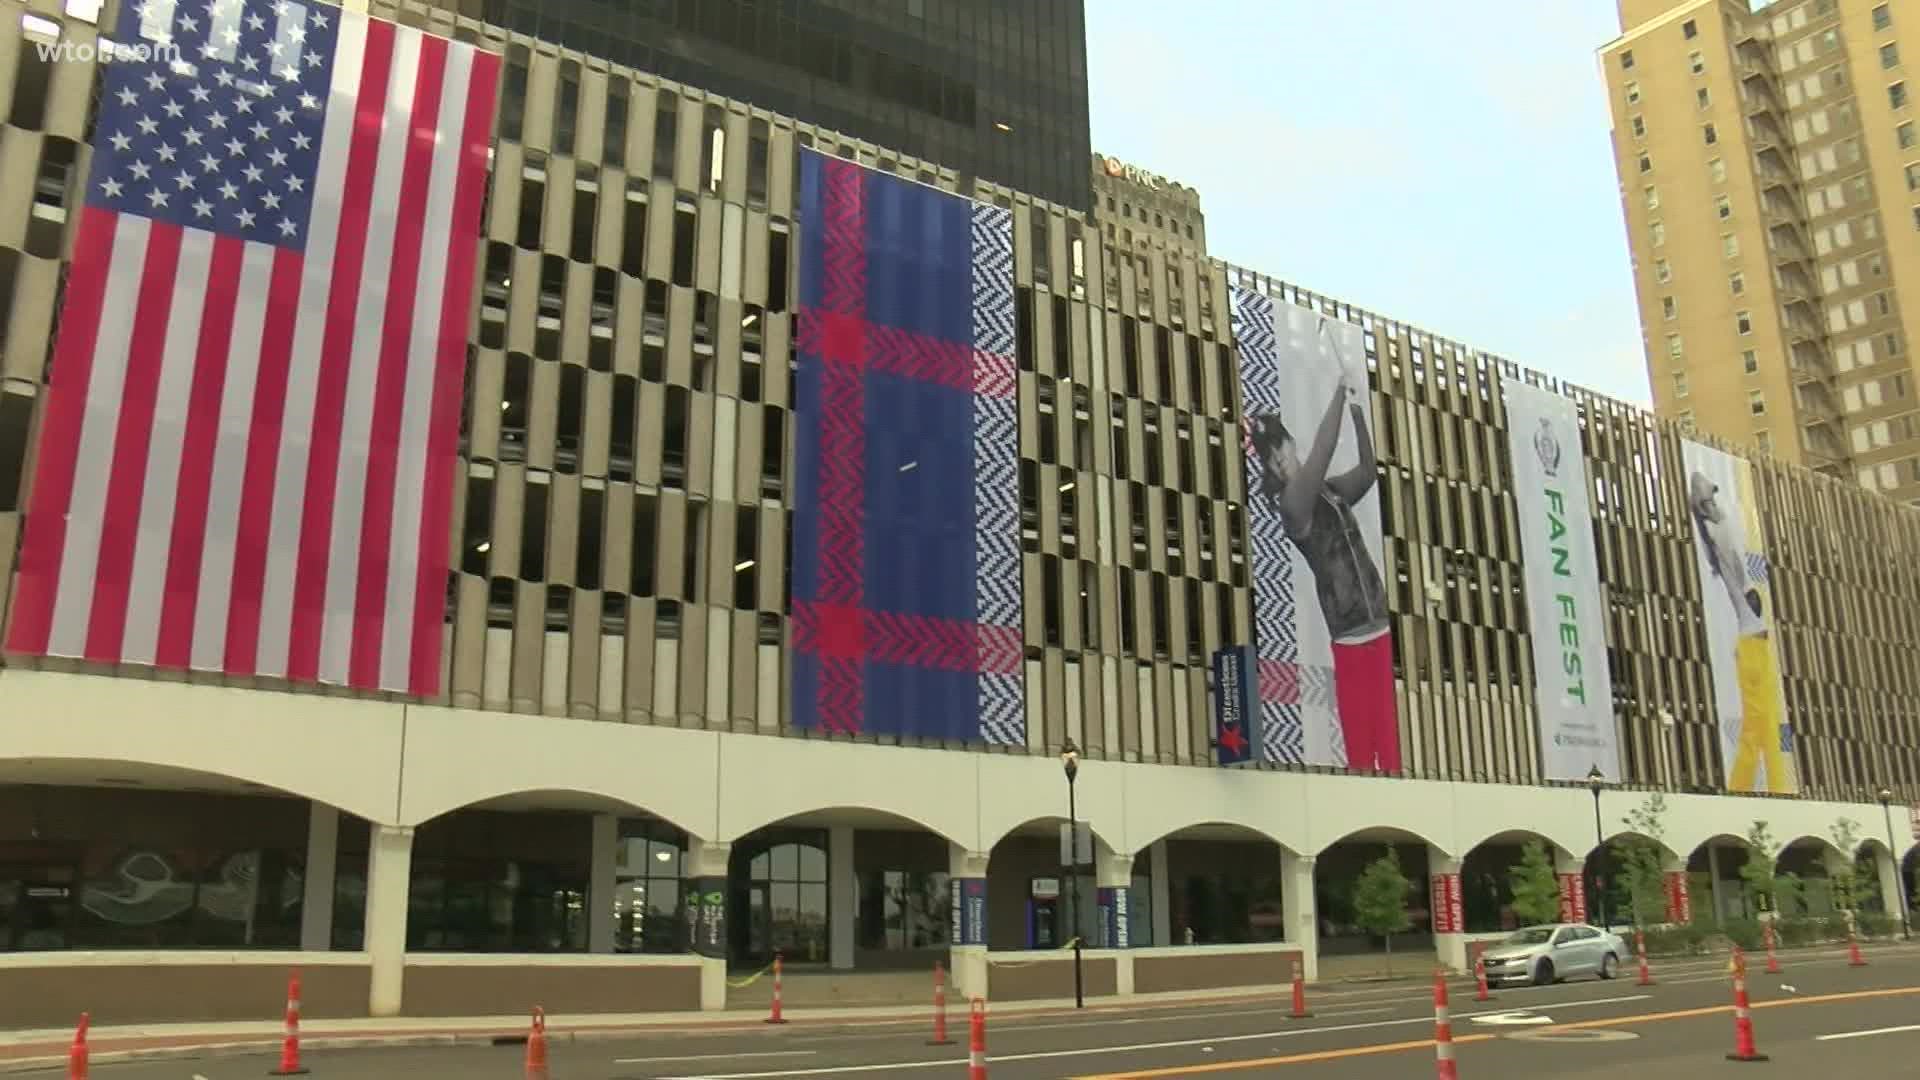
[1089,152,1208,256]
[456,0,1093,212]
[1601,0,1920,504]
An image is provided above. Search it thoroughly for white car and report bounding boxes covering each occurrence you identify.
[1479,923,1630,986]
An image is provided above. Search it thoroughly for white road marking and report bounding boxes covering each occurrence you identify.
[617,1051,818,1064]
[660,994,1651,1079]
[1816,1024,1920,1042]
[1470,1011,1554,1026]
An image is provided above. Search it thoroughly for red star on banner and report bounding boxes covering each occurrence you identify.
[1218,722,1248,758]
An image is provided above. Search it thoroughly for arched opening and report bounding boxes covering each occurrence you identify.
[1314,827,1441,971]
[727,807,966,975]
[986,817,1116,952]
[1772,836,1839,917]
[1142,822,1291,948]
[1458,831,1558,934]
[0,759,344,953]
[1686,833,1754,923]
[407,790,690,956]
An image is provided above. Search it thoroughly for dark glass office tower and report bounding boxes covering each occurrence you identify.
[479,0,1093,212]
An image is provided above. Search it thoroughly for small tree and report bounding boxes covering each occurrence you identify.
[1828,818,1869,913]
[1508,840,1562,926]
[1352,849,1413,975]
[1613,794,1674,926]
[1740,821,1779,916]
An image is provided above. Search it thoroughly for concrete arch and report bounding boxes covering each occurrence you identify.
[1773,833,1844,867]
[1313,824,1445,859]
[984,814,1120,862]
[731,805,970,849]
[1457,823,1592,864]
[1,669,404,824]
[1133,819,1296,857]
[412,786,707,839]
[1599,829,1684,871]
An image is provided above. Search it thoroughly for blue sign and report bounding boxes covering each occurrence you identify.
[1098,887,1131,949]
[950,877,987,946]
[1213,645,1259,766]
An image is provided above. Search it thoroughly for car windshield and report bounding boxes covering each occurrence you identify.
[1501,928,1556,946]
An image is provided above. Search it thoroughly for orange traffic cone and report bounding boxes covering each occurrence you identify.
[928,961,952,1046]
[967,998,987,1080]
[1288,958,1312,1018]
[1763,923,1782,975]
[1636,930,1655,986]
[1473,955,1493,1002]
[66,1013,88,1080]
[1727,947,1767,1062]
[766,950,788,1024]
[270,969,309,1075]
[1848,927,1868,967]
[1432,969,1458,1080]
[524,1006,550,1080]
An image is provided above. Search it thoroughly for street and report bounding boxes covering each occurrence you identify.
[81,948,1920,1078]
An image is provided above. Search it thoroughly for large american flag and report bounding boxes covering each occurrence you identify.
[4,0,499,695]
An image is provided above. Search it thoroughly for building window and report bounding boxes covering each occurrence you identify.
[1716,195,1732,219]
[1737,310,1754,335]
[1743,349,1759,373]
[1900,122,1916,149]
[1663,296,1678,319]
[1892,82,1909,110]
[1651,221,1666,246]
[1682,18,1698,38]
[1690,51,1706,75]
[1622,49,1635,69]
[1632,115,1647,138]
[1678,409,1695,431]
[734,832,830,966]
[1704,123,1718,145]
[1756,431,1771,454]
[613,819,688,954]
[1874,3,1891,31]
[1913,206,1920,232]
[1723,233,1740,258]
[1674,370,1689,397]
[1697,87,1711,109]
[1908,163,1920,190]
[856,868,950,954]
[1731,271,1745,295]
[1709,157,1727,183]
[1626,80,1641,104]
[1655,258,1672,283]
[1645,185,1659,209]
[1639,154,1653,173]
[1884,43,1902,70]
[1750,390,1766,415]
[1668,333,1684,359]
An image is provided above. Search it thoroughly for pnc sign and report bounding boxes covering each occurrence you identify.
[1099,154,1171,191]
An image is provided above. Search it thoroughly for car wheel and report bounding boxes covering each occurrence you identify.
[1600,952,1618,980]
[1533,958,1555,987]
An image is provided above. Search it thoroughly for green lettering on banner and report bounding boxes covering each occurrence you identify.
[1557,593,1585,703]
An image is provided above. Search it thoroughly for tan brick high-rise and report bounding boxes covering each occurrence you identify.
[1603,0,1920,503]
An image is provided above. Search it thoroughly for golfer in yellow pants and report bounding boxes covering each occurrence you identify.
[1729,632,1791,794]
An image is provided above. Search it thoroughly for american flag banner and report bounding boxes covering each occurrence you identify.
[3,0,500,694]
[788,149,1024,744]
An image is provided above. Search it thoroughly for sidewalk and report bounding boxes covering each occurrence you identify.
[0,982,1329,1073]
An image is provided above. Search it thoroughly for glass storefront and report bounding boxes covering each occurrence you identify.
[730,828,828,968]
[613,818,687,954]
[404,809,590,952]
[856,869,948,952]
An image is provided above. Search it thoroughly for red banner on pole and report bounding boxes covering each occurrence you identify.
[1557,873,1587,923]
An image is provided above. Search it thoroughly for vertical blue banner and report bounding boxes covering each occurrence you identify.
[1212,644,1258,766]
[949,877,987,946]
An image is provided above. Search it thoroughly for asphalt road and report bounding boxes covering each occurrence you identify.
[88,949,1920,1079]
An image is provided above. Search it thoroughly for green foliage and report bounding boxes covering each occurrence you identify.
[1351,849,1413,940]
[1773,871,1808,917]
[1507,840,1562,927]
[1827,818,1869,912]
[1739,822,1778,914]
[1613,794,1673,926]
[1857,912,1898,939]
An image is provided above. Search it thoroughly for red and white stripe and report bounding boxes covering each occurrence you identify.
[5,13,499,695]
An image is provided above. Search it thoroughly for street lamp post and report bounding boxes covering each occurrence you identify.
[1586,766,1607,929]
[1062,738,1085,1009]
[1877,787,1912,941]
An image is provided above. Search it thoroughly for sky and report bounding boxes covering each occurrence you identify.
[1085,1,1653,406]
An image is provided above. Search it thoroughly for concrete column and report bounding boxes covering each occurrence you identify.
[1427,847,1466,973]
[687,839,732,1011]
[1708,845,1729,922]
[1149,839,1172,949]
[1280,850,1319,982]
[947,846,990,999]
[365,825,414,1018]
[830,825,855,970]
[299,802,338,952]
[1876,847,1907,923]
[588,813,619,954]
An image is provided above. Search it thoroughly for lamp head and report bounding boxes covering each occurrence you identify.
[1061,737,1080,782]
[1586,764,1606,795]
[1879,786,1893,806]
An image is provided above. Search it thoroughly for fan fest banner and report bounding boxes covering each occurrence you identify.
[1680,440,1798,794]
[1230,289,1398,770]
[1501,379,1620,782]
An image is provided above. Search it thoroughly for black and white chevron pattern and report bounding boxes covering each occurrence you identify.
[970,200,1022,747]
[970,204,1015,358]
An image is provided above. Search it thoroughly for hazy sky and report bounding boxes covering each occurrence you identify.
[1085,1,1651,406]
